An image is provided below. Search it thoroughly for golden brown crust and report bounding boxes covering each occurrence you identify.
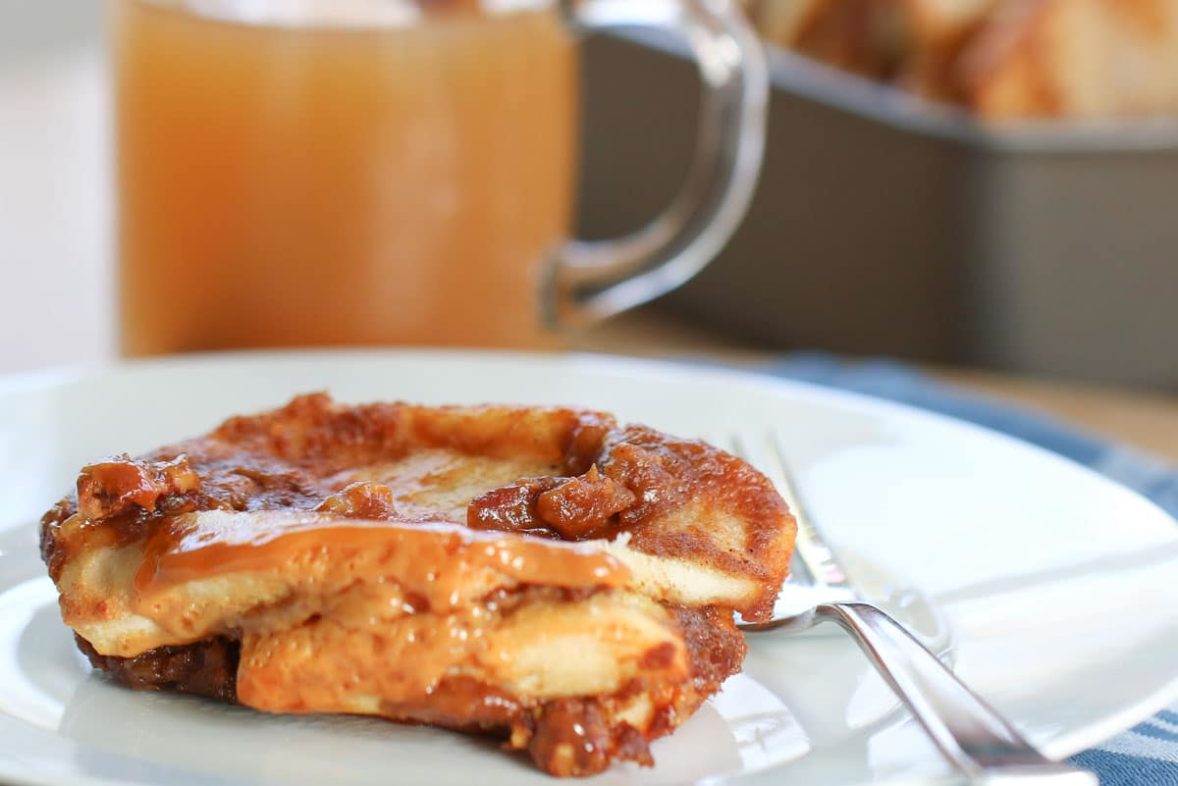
[75,634,240,703]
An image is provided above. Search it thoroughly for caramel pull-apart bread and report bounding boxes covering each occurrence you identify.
[41,394,794,777]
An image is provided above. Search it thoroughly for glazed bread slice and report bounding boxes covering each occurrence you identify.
[42,394,794,776]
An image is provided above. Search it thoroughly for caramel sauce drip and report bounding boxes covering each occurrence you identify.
[135,510,629,603]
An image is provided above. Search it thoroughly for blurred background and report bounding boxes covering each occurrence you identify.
[581,0,1178,389]
[2,0,1177,389]
[1,1,108,374]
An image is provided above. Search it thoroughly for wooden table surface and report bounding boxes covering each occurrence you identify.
[574,310,1178,464]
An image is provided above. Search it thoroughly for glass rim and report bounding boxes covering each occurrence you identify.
[131,0,558,28]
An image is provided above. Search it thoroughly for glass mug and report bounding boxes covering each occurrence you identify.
[113,0,766,355]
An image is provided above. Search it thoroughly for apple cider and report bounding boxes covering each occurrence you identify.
[114,0,578,354]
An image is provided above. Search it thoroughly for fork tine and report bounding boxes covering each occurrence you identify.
[766,432,852,590]
[727,433,817,587]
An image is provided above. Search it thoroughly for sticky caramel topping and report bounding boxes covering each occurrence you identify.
[40,394,793,777]
[43,394,791,620]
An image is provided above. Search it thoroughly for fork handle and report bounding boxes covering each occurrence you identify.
[816,602,1097,785]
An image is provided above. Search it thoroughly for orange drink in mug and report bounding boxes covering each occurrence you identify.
[113,0,765,354]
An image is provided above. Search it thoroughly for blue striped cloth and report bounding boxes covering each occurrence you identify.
[762,354,1178,786]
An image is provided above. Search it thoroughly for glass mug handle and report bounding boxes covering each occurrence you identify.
[547,0,768,329]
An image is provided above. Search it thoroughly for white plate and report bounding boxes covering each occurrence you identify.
[1,350,1176,786]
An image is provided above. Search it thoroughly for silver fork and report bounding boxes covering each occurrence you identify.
[731,433,1097,785]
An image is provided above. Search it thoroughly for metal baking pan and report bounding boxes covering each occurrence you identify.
[577,33,1178,388]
